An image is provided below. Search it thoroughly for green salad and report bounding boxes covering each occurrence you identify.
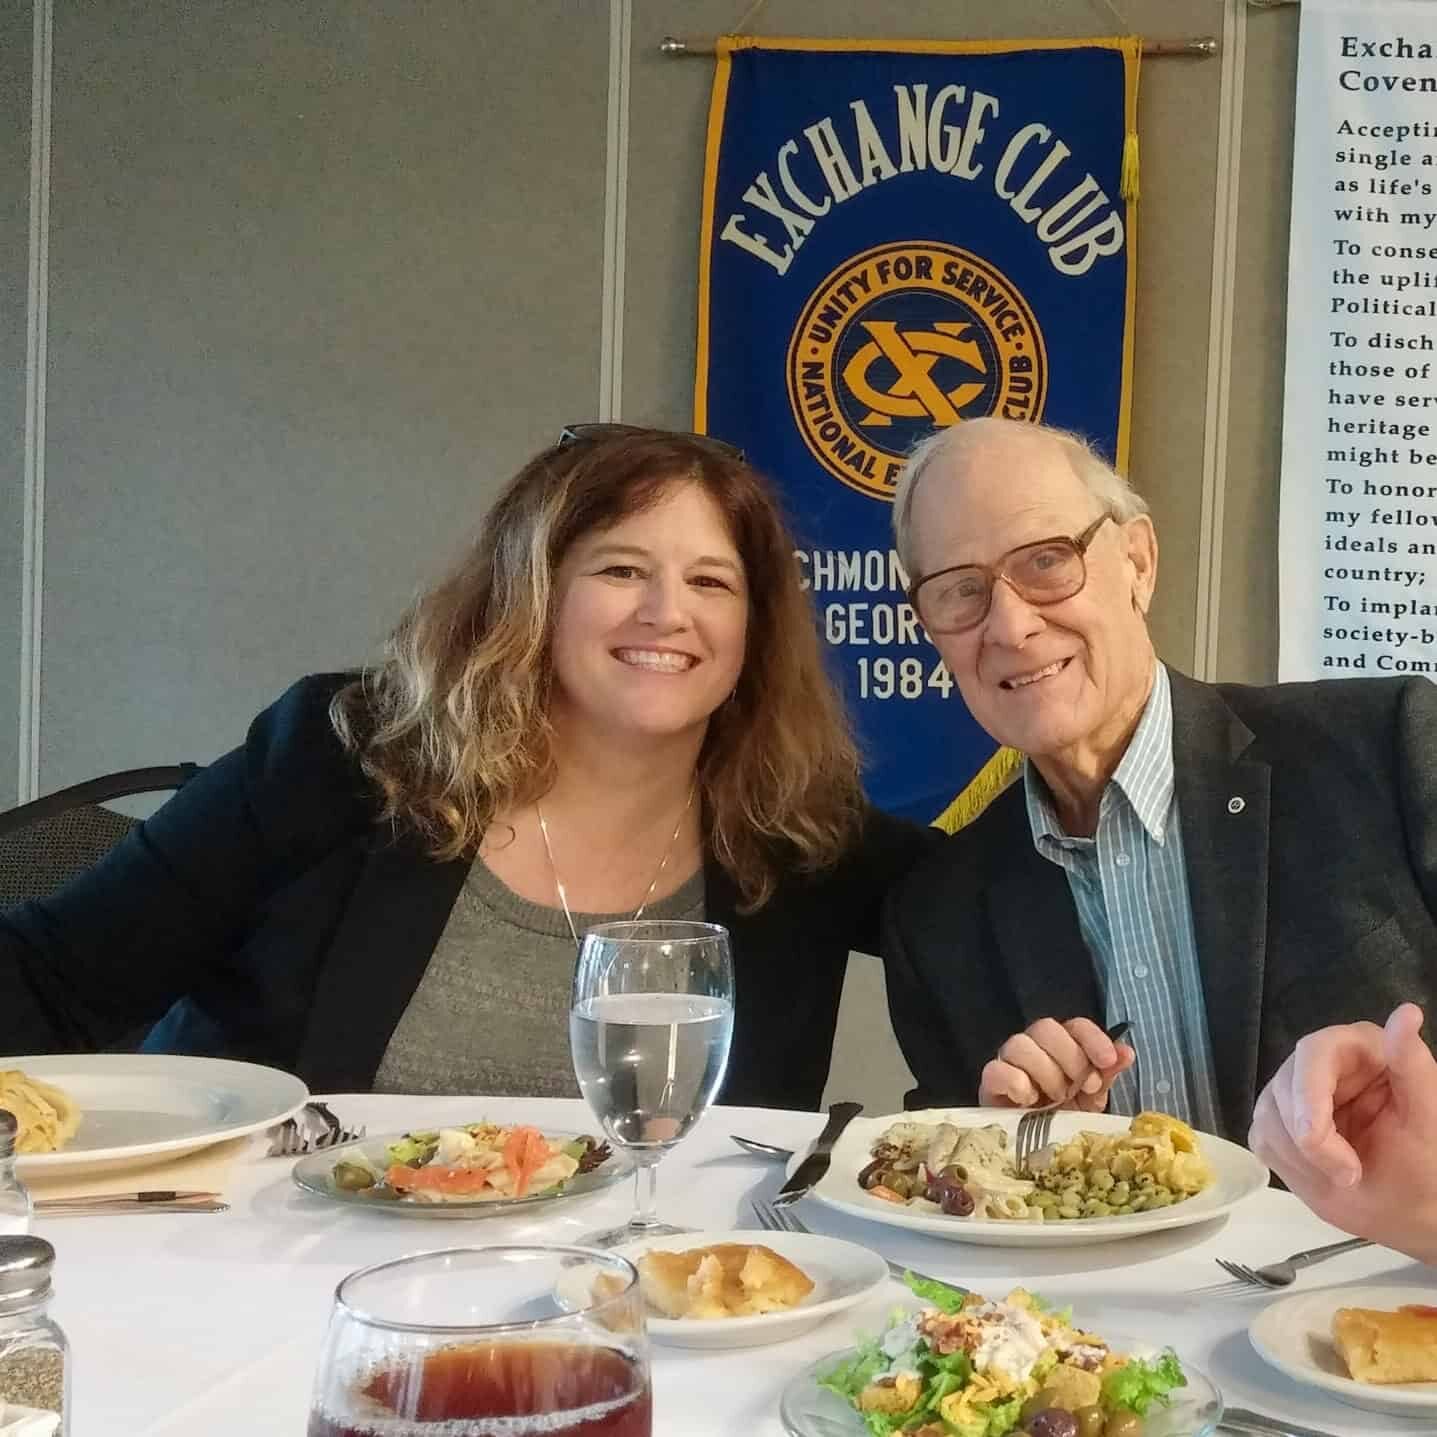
[819,1275,1186,1437]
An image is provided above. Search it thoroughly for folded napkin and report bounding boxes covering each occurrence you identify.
[22,1136,249,1201]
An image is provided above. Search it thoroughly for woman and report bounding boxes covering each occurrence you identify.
[0,427,935,1108]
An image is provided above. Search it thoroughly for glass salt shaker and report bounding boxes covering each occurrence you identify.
[0,1114,30,1237]
[0,1235,68,1435]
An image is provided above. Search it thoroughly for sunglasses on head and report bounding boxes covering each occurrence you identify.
[557,423,744,462]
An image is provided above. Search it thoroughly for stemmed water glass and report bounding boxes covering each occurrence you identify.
[569,919,735,1247]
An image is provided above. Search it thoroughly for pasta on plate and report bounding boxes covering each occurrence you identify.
[0,1069,81,1154]
[857,1111,1215,1222]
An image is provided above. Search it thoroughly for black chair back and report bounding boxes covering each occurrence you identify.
[0,765,200,907]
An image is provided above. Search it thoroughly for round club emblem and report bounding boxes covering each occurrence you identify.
[786,241,1048,502]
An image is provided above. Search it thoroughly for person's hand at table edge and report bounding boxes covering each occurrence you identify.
[1248,1002,1437,1265]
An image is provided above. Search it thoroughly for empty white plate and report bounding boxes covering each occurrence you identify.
[1249,1282,1437,1418]
[8,1053,307,1178]
[554,1228,888,1349]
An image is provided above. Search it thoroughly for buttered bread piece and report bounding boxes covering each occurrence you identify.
[1333,1304,1437,1384]
[637,1243,814,1318]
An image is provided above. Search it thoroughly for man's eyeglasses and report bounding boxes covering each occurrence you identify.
[909,513,1113,635]
[557,423,744,461]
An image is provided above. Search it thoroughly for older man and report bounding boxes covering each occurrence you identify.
[881,417,1437,1137]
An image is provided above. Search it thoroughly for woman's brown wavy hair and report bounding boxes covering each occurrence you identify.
[330,428,863,909]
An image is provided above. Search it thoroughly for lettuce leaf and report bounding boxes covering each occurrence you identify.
[980,1395,1023,1435]
[384,1133,438,1167]
[817,1334,889,1402]
[1102,1350,1186,1414]
[902,1271,970,1313]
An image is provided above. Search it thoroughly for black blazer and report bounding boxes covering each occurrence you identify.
[0,675,938,1110]
[882,669,1437,1136]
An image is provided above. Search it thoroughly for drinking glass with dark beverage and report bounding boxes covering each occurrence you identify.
[308,1245,650,1437]
[569,920,735,1247]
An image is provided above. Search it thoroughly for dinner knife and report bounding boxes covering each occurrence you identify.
[773,1100,863,1206]
[1220,1409,1344,1437]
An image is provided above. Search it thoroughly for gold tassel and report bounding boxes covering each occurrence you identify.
[1120,130,1140,203]
[930,746,1024,835]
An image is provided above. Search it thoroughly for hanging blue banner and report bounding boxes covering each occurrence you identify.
[696,36,1139,825]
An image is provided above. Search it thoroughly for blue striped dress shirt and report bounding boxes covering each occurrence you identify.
[1023,663,1223,1131]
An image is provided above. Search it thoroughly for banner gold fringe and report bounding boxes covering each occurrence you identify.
[929,746,1024,834]
[1121,131,1140,202]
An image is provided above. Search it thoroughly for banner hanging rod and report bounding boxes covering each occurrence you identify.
[659,35,1220,60]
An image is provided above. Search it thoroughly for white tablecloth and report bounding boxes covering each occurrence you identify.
[42,1094,1435,1435]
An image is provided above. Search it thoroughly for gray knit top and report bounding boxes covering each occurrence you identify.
[372,858,706,1096]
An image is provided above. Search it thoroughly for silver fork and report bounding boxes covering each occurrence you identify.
[307,1101,364,1144]
[1190,1237,1373,1295]
[1014,1020,1132,1171]
[266,1103,366,1157]
[750,1197,966,1297]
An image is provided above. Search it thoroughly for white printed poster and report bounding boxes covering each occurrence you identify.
[1280,0,1437,681]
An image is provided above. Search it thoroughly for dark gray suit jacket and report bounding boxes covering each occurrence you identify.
[882,670,1437,1137]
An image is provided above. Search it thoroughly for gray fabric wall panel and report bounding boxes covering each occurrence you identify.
[38,0,608,787]
[0,6,32,812]
[1223,6,1299,683]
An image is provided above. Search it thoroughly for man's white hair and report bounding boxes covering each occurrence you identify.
[892,418,1150,576]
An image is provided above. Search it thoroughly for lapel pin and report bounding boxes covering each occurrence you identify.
[1227,796,1246,814]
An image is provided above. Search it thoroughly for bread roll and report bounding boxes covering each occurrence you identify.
[1332,1304,1437,1384]
[636,1243,814,1318]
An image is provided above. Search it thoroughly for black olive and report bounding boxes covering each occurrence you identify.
[858,1158,889,1190]
[940,1182,975,1217]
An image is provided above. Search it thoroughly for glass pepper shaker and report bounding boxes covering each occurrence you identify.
[0,1115,30,1237]
[0,1235,68,1435]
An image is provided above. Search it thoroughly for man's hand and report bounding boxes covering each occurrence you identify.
[1248,1004,1437,1264]
[979,1017,1136,1112]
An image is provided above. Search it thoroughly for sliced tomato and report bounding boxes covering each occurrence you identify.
[386,1163,493,1196]
[502,1126,552,1198]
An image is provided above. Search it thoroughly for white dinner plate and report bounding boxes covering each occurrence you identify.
[292,1127,631,1217]
[9,1053,308,1178]
[1249,1283,1437,1418]
[781,1340,1223,1436]
[800,1107,1268,1247]
[554,1229,888,1349]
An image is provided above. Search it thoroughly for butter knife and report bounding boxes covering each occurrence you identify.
[774,1101,862,1206]
[1221,1409,1344,1437]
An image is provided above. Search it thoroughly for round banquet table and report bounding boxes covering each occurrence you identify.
[43,1094,1435,1435]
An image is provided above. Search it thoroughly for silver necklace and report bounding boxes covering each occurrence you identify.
[536,781,697,952]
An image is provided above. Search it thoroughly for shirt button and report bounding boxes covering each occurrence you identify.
[1115,852,1131,867]
[1227,796,1245,814]
[1156,1079,1172,1095]
[1133,964,1150,979]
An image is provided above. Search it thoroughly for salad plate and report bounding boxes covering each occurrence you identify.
[780,1350,1222,1437]
[554,1228,888,1350]
[1249,1283,1437,1418]
[801,1108,1267,1248]
[779,1277,1222,1437]
[291,1120,631,1217]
